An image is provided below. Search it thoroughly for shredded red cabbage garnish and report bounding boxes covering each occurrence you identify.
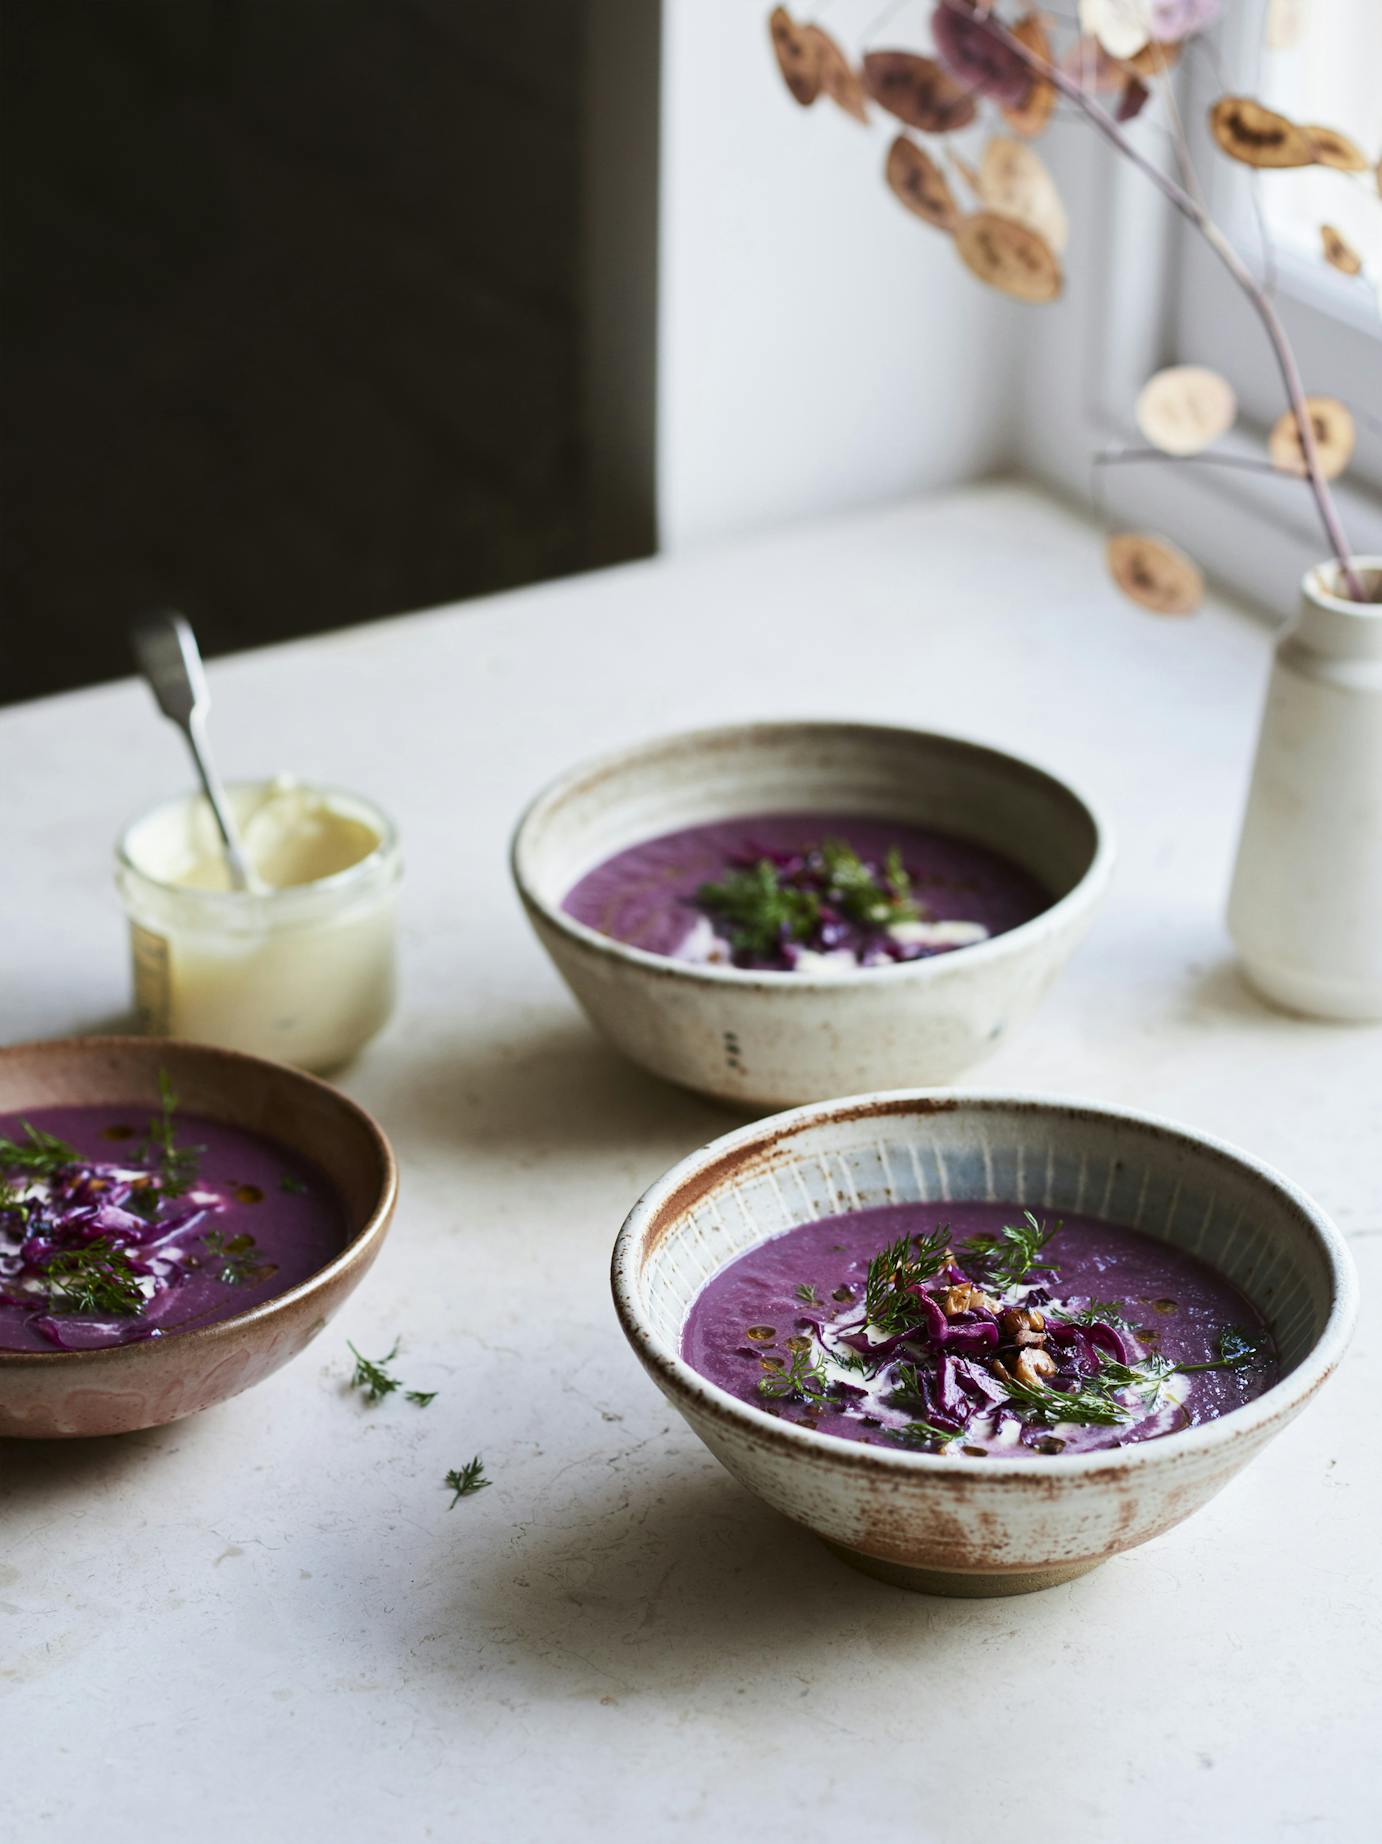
[752,1211,1270,1453]
[0,1075,268,1350]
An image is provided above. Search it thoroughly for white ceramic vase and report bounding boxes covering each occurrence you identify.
[1228,557,1382,1021]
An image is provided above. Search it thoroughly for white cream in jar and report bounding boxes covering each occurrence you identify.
[116,778,401,1071]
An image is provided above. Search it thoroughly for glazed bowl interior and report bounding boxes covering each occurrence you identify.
[621,1095,1351,1464]
[516,721,1104,952]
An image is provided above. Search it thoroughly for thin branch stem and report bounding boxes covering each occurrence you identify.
[1191,14,1279,294]
[1148,43,1204,206]
[941,2,1365,602]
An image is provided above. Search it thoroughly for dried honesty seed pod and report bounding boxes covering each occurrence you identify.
[1135,365,1237,456]
[955,211,1062,302]
[1266,0,1308,51]
[1079,0,1150,62]
[978,136,1069,254]
[1117,76,1151,123]
[1002,14,1055,139]
[1210,97,1314,169]
[886,136,960,232]
[768,7,821,107]
[1107,533,1204,616]
[803,24,868,123]
[931,1,1032,107]
[1306,126,1370,173]
[1321,225,1363,276]
[863,50,977,135]
[1268,397,1355,481]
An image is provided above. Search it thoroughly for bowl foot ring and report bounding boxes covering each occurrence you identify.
[822,1539,1104,1598]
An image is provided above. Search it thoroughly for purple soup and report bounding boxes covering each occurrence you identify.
[682,1202,1278,1458]
[0,1097,347,1352]
[562,812,1049,972]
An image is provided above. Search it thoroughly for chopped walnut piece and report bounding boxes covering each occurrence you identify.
[1000,1306,1047,1346]
[1013,1347,1057,1388]
[941,1282,999,1317]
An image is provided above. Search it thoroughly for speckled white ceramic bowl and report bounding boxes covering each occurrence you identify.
[612,1091,1355,1596]
[512,722,1112,1106]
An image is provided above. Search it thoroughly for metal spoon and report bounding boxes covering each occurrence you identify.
[131,612,260,892]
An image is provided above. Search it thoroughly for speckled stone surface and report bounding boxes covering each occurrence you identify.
[2,484,1378,1840]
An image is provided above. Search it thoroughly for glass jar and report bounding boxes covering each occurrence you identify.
[116,779,402,1071]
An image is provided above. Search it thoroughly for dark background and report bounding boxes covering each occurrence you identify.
[2,0,620,706]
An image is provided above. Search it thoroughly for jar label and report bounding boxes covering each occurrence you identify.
[130,924,171,1032]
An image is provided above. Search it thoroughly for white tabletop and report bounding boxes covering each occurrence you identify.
[3,482,1378,1841]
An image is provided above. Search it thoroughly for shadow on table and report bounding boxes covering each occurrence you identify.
[1180,955,1358,1032]
[363,1012,740,1163]
[0,1424,172,1508]
[438,1459,1111,1698]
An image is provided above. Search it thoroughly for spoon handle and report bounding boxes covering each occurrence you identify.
[131,612,256,892]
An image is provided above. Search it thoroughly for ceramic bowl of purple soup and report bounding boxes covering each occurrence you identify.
[0,1036,397,1438]
[512,721,1112,1107]
[611,1090,1355,1597]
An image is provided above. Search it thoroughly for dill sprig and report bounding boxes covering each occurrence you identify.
[696,838,922,959]
[964,1211,1056,1292]
[999,1371,1131,1428]
[42,1238,146,1317]
[143,1071,203,1199]
[696,859,820,959]
[817,839,920,930]
[1004,1345,1186,1429]
[757,1345,832,1404]
[279,1173,308,1196]
[1070,1299,1134,1329]
[1093,1348,1178,1407]
[1177,1327,1264,1372]
[794,1281,820,1306]
[863,1226,951,1336]
[890,1418,961,1449]
[0,1176,32,1220]
[0,1121,77,1180]
[201,1228,271,1287]
[347,1338,402,1403]
[345,1338,438,1406]
[886,1360,931,1407]
[445,1458,490,1505]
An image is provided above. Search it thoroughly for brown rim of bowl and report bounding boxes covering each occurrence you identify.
[611,1088,1358,1483]
[0,1035,398,1368]
[510,719,1115,990]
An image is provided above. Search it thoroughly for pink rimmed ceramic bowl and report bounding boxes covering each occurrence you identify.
[511,721,1113,1107]
[0,1036,397,1438]
[611,1090,1355,1596]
